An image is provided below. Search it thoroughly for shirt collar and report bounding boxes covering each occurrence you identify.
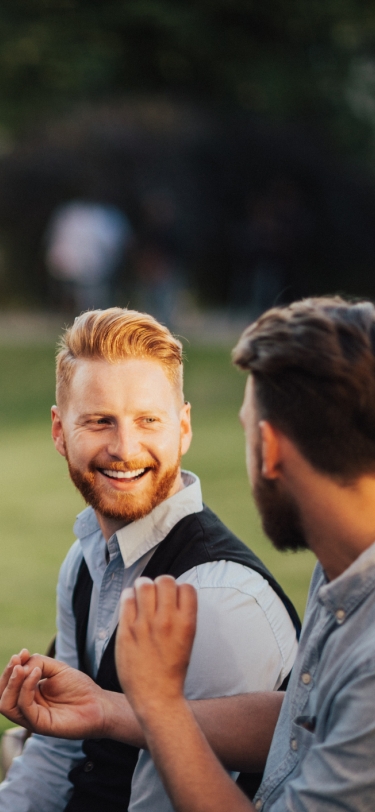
[318,539,375,619]
[116,470,202,568]
[73,470,203,571]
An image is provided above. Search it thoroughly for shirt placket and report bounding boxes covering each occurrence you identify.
[95,535,124,671]
[257,602,330,811]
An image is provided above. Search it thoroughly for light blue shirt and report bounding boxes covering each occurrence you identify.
[255,540,375,812]
[0,471,297,812]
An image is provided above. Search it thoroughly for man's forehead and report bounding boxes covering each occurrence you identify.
[71,356,170,383]
[64,355,182,408]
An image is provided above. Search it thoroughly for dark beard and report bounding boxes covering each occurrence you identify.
[253,445,308,553]
[66,454,181,524]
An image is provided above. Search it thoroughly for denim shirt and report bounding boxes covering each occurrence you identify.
[255,540,375,812]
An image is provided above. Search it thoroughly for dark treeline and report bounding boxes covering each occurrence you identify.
[0,2,375,307]
[1,98,375,308]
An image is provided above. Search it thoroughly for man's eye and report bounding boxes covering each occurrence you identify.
[143,417,156,424]
[96,418,111,425]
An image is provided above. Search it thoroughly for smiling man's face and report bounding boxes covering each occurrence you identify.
[51,357,192,537]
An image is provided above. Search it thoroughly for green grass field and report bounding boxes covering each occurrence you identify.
[0,341,315,737]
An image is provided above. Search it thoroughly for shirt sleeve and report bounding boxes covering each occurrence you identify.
[268,661,375,812]
[129,560,298,812]
[183,560,298,698]
[0,541,85,812]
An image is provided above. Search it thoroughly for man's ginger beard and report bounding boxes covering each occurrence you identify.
[66,451,181,524]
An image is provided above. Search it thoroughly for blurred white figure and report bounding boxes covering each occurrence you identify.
[45,201,132,311]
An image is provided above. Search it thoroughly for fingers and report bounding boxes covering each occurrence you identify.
[17,667,43,718]
[0,664,28,721]
[0,650,29,697]
[154,577,197,623]
[178,583,198,621]
[134,577,156,621]
[26,654,65,679]
[119,587,137,630]
[120,576,197,639]
[154,575,178,616]
[19,648,31,664]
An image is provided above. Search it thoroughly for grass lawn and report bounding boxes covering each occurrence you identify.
[0,341,315,737]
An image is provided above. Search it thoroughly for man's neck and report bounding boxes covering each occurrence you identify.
[289,464,375,580]
[277,436,375,580]
[95,512,132,543]
[96,470,185,543]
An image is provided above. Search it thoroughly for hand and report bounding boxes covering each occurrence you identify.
[115,575,198,720]
[0,651,108,739]
[0,649,38,729]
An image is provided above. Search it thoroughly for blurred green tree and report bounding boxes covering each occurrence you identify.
[0,0,374,160]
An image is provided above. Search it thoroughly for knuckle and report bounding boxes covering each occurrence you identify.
[158,618,173,635]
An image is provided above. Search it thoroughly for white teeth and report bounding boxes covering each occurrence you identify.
[102,468,146,480]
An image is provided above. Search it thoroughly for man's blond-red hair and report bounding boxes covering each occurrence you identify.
[56,308,183,408]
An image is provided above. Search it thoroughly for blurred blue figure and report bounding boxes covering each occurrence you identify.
[45,201,132,312]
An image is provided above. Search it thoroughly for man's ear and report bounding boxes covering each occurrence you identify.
[259,420,281,479]
[51,406,67,458]
[180,401,192,456]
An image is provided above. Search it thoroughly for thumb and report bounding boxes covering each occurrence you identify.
[26,655,68,679]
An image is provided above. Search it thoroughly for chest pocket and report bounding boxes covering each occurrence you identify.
[292,716,316,755]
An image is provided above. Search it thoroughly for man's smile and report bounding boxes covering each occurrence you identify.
[101,468,147,480]
[98,467,152,487]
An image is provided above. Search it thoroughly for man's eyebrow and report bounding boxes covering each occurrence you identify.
[77,408,171,418]
[78,411,113,418]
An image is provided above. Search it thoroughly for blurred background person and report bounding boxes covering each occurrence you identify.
[45,201,133,313]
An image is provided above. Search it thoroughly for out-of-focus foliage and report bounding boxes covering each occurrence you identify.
[1,2,375,307]
[0,0,375,159]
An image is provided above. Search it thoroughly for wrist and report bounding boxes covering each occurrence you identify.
[100,690,124,739]
[133,693,188,729]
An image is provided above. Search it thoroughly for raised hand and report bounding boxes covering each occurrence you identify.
[0,653,107,739]
[115,575,198,719]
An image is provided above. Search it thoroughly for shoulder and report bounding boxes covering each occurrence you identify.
[178,558,270,593]
[174,505,256,561]
[181,561,298,694]
[179,561,298,651]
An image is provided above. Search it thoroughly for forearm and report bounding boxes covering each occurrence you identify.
[104,690,282,772]
[191,691,283,771]
[102,690,146,747]
[136,697,255,812]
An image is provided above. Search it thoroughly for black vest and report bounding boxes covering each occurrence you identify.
[65,506,300,812]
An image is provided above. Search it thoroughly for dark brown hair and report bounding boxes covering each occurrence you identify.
[233,296,375,480]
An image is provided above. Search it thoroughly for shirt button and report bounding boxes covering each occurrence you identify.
[301,672,311,685]
[335,609,346,624]
[291,738,298,751]
[254,800,262,810]
[98,629,106,640]
[83,760,94,772]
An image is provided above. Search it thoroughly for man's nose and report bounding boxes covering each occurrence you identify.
[107,424,141,459]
